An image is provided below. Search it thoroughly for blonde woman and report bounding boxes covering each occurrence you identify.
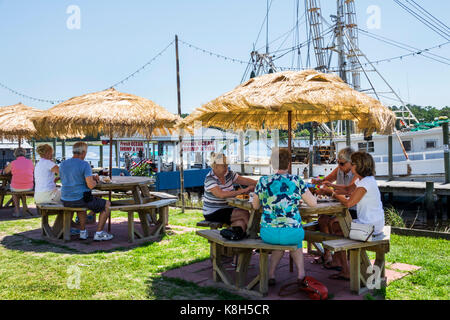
[34,144,61,204]
[203,152,257,238]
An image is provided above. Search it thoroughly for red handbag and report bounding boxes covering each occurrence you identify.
[279,276,328,300]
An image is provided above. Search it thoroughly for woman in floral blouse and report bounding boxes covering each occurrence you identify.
[252,148,317,287]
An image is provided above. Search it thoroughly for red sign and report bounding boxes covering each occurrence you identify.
[182,140,215,152]
[119,141,145,153]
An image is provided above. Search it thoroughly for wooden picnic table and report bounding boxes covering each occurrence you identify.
[0,173,35,216]
[96,176,176,242]
[225,197,380,295]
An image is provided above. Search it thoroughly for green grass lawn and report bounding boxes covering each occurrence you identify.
[0,199,448,300]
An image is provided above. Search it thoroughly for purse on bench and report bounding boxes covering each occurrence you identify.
[349,222,375,242]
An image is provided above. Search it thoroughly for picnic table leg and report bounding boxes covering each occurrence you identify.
[236,249,252,288]
[128,211,135,243]
[41,210,55,238]
[349,248,361,294]
[62,211,72,242]
[259,249,269,296]
[21,194,33,216]
[338,209,372,287]
[374,249,387,288]
[0,192,4,208]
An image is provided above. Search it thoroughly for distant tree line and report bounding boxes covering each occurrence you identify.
[392,104,450,123]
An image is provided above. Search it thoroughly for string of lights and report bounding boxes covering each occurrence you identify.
[357,41,450,67]
[0,82,65,104]
[106,40,175,89]
[0,40,175,105]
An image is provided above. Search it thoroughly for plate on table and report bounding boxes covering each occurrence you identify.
[316,196,336,203]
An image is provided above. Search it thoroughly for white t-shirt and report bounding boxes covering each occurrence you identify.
[34,159,57,193]
[354,176,385,234]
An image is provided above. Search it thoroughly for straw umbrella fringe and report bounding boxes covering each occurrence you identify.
[0,103,44,141]
[181,70,396,136]
[32,88,180,139]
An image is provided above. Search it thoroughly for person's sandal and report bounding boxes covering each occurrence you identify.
[268,278,276,286]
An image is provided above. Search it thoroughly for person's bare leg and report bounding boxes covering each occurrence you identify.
[230,209,249,232]
[318,215,332,262]
[96,201,110,232]
[12,195,20,216]
[290,248,306,280]
[329,219,350,278]
[77,211,87,231]
[269,250,285,279]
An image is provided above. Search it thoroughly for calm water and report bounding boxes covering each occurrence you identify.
[47,138,331,167]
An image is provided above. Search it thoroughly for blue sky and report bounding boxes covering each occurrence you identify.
[0,0,448,115]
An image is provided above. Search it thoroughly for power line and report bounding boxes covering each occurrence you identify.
[393,0,450,41]
[406,0,449,34]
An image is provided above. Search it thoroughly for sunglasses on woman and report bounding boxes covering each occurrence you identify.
[338,161,347,166]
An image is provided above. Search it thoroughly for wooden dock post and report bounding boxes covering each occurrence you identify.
[388,135,393,181]
[239,131,245,174]
[99,144,103,168]
[32,138,36,165]
[442,122,450,184]
[52,138,57,162]
[345,120,351,147]
[61,139,66,160]
[425,181,435,226]
[309,123,313,177]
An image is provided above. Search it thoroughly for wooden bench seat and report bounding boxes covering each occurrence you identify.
[110,199,176,212]
[37,204,88,242]
[1,190,35,216]
[323,226,391,295]
[197,229,298,297]
[196,220,225,230]
[323,226,391,252]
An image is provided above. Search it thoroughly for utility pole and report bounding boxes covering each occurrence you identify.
[336,0,351,146]
[175,35,185,213]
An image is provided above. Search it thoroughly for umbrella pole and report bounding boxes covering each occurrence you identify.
[108,131,113,232]
[288,111,292,174]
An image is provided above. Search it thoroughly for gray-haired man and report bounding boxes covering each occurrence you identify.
[60,142,113,241]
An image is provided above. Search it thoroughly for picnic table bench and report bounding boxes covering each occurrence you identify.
[197,229,298,297]
[38,204,86,242]
[196,198,391,296]
[323,226,391,294]
[37,177,177,244]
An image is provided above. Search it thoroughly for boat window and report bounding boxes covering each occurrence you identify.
[402,140,412,152]
[357,142,374,153]
[425,140,436,149]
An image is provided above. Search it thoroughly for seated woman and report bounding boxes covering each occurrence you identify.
[3,148,34,217]
[252,148,317,286]
[34,144,61,205]
[329,151,385,281]
[310,147,360,268]
[202,152,257,237]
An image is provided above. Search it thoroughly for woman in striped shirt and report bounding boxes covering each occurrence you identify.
[203,152,257,237]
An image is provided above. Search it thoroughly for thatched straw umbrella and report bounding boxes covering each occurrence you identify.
[0,103,44,144]
[32,88,180,175]
[32,88,181,231]
[181,70,396,172]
